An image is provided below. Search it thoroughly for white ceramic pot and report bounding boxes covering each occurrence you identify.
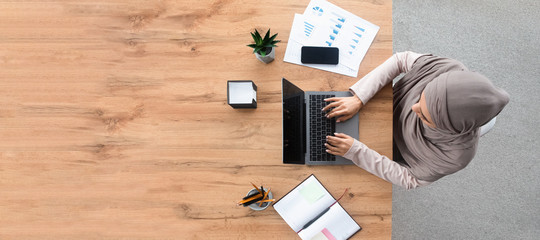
[255,47,275,64]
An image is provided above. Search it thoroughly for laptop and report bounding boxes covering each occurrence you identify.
[282,78,359,165]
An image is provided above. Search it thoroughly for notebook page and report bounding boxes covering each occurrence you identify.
[298,204,360,240]
[273,176,335,232]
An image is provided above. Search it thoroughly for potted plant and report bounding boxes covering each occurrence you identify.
[247,29,280,64]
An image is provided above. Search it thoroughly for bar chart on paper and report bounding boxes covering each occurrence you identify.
[347,26,366,56]
[331,12,346,24]
[305,21,315,37]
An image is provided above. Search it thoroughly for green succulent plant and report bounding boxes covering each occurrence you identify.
[247,29,280,57]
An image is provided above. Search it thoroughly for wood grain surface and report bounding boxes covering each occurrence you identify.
[0,0,392,239]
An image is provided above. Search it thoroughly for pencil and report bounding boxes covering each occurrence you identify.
[241,196,264,206]
[238,193,263,205]
[259,188,270,207]
[251,182,263,194]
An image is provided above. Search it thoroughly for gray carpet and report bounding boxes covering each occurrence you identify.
[392,1,540,239]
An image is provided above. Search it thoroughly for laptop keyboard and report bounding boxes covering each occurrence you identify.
[309,94,336,162]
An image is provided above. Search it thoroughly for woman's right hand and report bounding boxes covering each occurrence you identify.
[322,94,363,123]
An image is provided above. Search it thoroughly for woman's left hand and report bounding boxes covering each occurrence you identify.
[325,133,355,156]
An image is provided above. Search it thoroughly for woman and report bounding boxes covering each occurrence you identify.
[322,51,510,189]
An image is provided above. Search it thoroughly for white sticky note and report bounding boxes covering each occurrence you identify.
[228,82,255,104]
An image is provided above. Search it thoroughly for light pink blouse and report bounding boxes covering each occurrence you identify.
[345,51,432,189]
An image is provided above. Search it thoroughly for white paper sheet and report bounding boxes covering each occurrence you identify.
[284,0,379,77]
[284,15,358,77]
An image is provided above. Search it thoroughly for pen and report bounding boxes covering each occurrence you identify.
[300,205,332,230]
[296,188,349,234]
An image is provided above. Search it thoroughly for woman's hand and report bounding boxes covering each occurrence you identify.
[322,95,363,123]
[325,133,355,157]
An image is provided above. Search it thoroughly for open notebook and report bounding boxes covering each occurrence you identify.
[273,175,361,240]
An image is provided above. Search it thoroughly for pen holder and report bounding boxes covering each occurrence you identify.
[246,188,273,211]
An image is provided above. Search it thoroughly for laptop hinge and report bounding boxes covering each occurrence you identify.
[302,101,306,155]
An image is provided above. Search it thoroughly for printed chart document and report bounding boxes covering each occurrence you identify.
[284,0,379,77]
[273,175,361,240]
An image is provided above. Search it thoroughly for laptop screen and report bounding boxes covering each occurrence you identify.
[282,78,305,164]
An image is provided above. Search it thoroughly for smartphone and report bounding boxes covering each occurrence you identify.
[301,46,339,65]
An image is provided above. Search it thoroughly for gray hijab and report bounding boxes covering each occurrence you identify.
[393,55,510,182]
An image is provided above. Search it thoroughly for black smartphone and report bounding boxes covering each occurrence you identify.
[301,46,339,65]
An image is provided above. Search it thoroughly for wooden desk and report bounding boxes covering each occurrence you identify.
[0,0,392,239]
